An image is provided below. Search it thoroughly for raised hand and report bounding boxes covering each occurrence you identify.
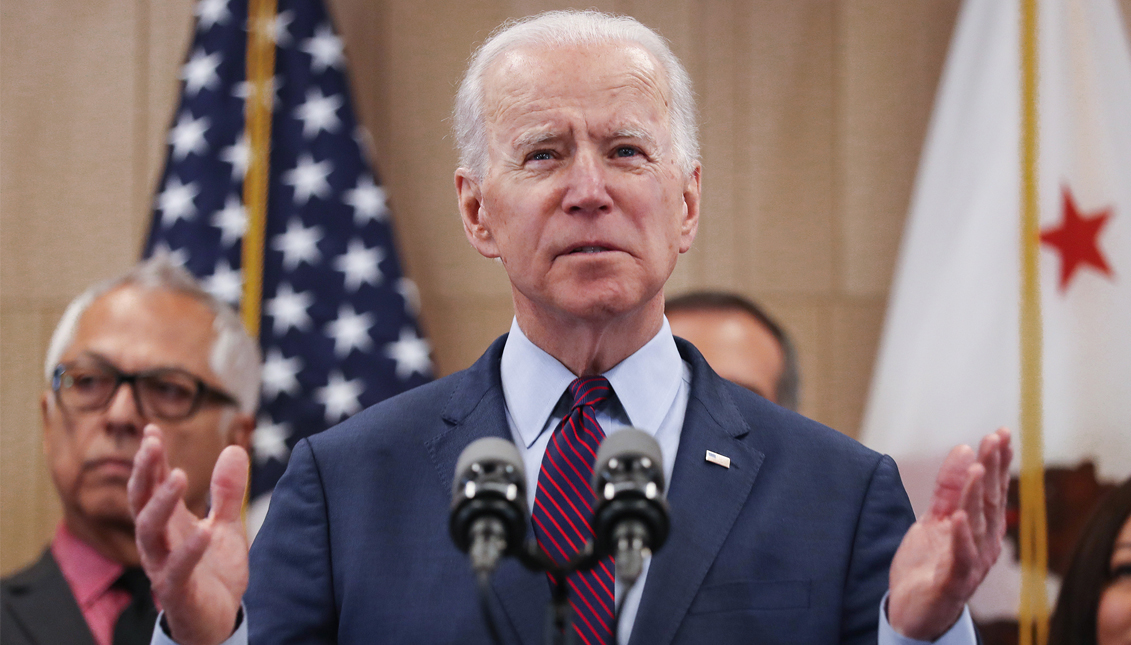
[887,427,1012,640]
[129,424,250,645]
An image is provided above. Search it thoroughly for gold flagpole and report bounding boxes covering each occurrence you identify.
[1018,0,1049,642]
[241,0,276,338]
[241,0,277,515]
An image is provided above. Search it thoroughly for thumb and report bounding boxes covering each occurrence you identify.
[209,445,250,524]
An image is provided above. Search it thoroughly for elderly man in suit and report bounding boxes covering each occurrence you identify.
[0,257,258,645]
[132,10,1011,645]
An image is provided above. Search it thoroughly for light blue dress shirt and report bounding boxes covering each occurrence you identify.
[152,317,976,645]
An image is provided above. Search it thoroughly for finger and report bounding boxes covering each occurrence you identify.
[128,435,163,517]
[162,523,213,592]
[930,444,977,518]
[135,468,189,566]
[947,510,979,594]
[209,445,250,524]
[959,462,987,541]
[997,428,1014,502]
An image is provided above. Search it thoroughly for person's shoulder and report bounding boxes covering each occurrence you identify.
[1,550,56,592]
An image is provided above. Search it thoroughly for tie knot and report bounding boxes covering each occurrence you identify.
[114,567,151,601]
[567,376,612,410]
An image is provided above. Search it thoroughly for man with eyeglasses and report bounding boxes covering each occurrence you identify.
[1,255,259,645]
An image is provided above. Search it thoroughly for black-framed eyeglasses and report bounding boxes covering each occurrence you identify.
[51,358,239,421]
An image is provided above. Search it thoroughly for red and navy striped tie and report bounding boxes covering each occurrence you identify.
[532,376,616,645]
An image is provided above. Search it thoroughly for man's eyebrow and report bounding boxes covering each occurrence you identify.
[513,129,559,149]
[611,127,658,148]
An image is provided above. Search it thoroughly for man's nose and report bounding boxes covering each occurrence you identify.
[562,148,612,214]
[103,383,145,436]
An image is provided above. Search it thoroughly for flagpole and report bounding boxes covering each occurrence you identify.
[241,0,277,516]
[1018,0,1049,642]
[242,0,276,338]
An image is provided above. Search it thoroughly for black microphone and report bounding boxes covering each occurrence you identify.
[450,437,528,575]
[590,428,670,588]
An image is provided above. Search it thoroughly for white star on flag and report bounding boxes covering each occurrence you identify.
[151,242,189,267]
[254,9,294,47]
[211,195,246,246]
[265,282,315,335]
[220,134,249,180]
[194,0,230,30]
[314,371,364,423]
[202,259,242,305]
[333,238,384,291]
[385,327,431,380]
[325,304,375,358]
[233,76,281,110]
[252,416,291,465]
[157,176,200,227]
[271,218,324,270]
[181,48,221,96]
[261,347,303,400]
[342,175,387,225]
[301,23,344,73]
[396,278,422,316]
[168,111,211,160]
[295,88,343,139]
[282,154,333,205]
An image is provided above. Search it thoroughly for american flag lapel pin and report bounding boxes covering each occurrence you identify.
[705,450,731,469]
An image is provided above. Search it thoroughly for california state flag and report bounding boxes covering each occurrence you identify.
[860,0,1131,619]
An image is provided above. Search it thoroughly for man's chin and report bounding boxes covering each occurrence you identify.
[77,488,134,530]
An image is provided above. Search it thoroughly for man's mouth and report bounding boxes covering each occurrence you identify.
[568,246,612,254]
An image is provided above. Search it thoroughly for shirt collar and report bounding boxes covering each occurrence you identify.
[50,522,125,608]
[500,317,684,448]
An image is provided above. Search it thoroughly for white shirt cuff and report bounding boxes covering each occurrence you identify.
[878,593,977,645]
[150,607,248,645]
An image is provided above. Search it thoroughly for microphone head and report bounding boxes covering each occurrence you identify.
[450,437,528,555]
[590,428,670,558]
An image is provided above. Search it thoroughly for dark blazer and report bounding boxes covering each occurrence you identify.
[247,336,916,644]
[1,549,97,645]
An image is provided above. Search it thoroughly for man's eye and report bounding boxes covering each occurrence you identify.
[614,146,640,158]
[527,150,554,162]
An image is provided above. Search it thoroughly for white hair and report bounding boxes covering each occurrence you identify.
[44,254,262,416]
[453,10,699,179]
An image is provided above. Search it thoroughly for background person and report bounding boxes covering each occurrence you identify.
[1050,476,1131,645]
[666,290,799,410]
[0,256,259,645]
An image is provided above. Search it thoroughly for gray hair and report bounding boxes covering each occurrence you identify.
[44,254,262,415]
[453,10,699,179]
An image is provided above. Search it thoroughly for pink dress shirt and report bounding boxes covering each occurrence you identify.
[50,523,133,645]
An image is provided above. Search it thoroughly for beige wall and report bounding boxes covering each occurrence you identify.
[4,0,1129,576]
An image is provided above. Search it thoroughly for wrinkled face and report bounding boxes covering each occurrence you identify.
[1098,515,1131,645]
[668,308,784,403]
[42,286,246,529]
[458,41,700,326]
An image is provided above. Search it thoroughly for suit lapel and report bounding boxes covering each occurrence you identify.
[2,550,98,645]
[424,335,551,645]
[628,340,766,645]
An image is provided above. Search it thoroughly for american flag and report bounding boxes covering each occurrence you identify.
[143,0,432,501]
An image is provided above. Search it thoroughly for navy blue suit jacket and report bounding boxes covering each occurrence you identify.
[246,336,916,644]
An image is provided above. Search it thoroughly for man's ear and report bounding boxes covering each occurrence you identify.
[229,413,255,451]
[678,164,702,254]
[41,391,53,456]
[455,169,500,259]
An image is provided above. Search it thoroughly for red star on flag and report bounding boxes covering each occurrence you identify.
[1039,186,1115,291]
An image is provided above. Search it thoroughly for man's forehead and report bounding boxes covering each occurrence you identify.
[483,41,669,122]
[63,286,217,371]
